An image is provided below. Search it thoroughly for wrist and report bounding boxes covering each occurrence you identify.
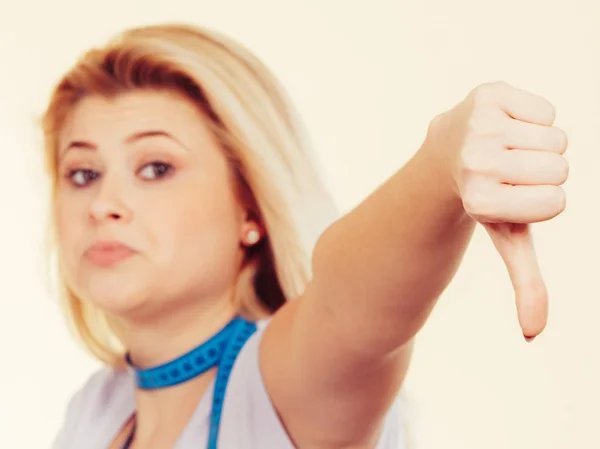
[415,113,463,205]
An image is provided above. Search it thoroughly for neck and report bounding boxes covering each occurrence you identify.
[132,371,218,447]
[117,294,237,369]
[113,293,238,447]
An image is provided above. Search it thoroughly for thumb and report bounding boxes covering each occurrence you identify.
[483,223,548,341]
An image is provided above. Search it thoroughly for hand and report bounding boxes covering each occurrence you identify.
[430,81,569,341]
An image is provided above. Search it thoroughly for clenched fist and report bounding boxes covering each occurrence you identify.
[429,81,568,340]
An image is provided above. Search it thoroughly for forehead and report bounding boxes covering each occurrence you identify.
[58,90,215,151]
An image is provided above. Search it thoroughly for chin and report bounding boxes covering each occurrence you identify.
[77,270,155,316]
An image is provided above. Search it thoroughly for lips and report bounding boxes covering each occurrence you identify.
[84,241,136,267]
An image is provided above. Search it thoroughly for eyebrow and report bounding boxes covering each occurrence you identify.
[60,130,189,157]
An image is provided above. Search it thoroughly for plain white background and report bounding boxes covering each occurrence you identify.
[0,1,599,448]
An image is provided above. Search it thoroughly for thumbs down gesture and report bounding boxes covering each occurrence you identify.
[432,81,568,340]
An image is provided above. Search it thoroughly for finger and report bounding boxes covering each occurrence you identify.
[467,184,566,223]
[504,120,568,154]
[485,82,556,126]
[498,150,569,186]
[485,223,548,340]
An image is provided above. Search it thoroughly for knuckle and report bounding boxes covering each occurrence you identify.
[471,83,497,106]
[554,127,568,153]
[462,187,495,218]
[556,157,570,184]
[551,187,567,215]
[490,80,511,90]
[427,112,446,137]
[465,115,503,141]
[461,193,480,217]
[534,98,557,126]
[473,81,510,101]
[466,116,483,135]
[521,280,548,305]
[545,103,557,125]
[481,80,510,91]
[460,149,490,176]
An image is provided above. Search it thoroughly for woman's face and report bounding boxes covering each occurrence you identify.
[55,90,255,319]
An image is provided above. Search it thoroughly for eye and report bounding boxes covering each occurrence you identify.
[139,161,173,180]
[67,169,99,187]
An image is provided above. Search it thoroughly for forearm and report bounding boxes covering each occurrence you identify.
[266,83,563,447]
[311,141,475,357]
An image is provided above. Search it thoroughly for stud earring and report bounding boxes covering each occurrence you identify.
[245,229,260,246]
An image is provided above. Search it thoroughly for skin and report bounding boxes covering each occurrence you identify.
[57,91,258,447]
[56,82,568,449]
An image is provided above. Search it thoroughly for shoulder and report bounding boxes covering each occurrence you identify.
[219,320,408,448]
[215,320,295,446]
[52,366,134,448]
[66,366,133,419]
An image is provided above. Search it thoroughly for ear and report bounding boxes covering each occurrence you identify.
[240,219,263,247]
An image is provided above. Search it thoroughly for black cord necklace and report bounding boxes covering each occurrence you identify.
[121,421,136,449]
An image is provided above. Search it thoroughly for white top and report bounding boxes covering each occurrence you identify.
[52,323,406,448]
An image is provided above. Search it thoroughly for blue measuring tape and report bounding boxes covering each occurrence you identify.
[123,317,258,448]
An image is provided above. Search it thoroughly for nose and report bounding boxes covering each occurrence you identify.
[88,176,133,224]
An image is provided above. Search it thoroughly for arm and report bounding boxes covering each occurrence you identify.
[308,143,475,356]
[262,82,568,448]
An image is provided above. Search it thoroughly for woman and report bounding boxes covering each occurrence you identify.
[46,23,568,449]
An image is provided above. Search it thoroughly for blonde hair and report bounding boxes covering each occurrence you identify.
[42,23,339,366]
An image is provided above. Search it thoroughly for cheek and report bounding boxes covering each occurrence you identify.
[143,184,245,297]
[54,199,89,294]
[145,182,244,263]
[55,195,87,253]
